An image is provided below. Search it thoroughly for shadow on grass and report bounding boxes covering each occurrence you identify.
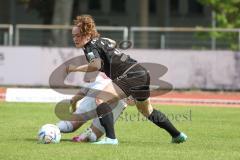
[24,138,163,146]
[24,138,72,142]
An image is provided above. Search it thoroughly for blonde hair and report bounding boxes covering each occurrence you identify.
[73,15,100,38]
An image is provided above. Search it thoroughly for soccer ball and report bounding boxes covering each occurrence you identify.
[38,124,61,144]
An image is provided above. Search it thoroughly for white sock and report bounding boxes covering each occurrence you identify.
[88,131,97,142]
[81,128,97,142]
[56,121,74,133]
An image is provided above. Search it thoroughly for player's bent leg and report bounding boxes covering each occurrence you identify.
[136,98,187,143]
[72,125,104,143]
[56,120,85,133]
[56,97,94,133]
[72,127,98,142]
[92,100,126,136]
[73,100,126,143]
[92,82,126,144]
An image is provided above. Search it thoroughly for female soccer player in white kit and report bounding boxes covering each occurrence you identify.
[56,72,127,142]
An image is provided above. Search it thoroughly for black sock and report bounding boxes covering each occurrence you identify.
[148,109,180,137]
[96,103,116,139]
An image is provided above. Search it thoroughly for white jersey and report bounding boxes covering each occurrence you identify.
[75,73,126,132]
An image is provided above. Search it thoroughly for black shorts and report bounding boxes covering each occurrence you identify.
[113,64,150,101]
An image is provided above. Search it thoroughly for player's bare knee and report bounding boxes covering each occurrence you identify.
[136,100,153,117]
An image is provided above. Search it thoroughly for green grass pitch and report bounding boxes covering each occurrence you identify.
[0,102,240,160]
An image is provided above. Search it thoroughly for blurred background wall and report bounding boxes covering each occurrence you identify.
[0,0,211,27]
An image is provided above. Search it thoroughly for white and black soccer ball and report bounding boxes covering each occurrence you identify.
[38,124,61,144]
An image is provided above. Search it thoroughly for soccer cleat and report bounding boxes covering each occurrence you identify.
[172,132,187,144]
[92,137,118,145]
[72,128,93,142]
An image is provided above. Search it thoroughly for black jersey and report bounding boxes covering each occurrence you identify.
[83,37,137,80]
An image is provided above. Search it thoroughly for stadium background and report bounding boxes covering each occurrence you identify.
[0,0,240,160]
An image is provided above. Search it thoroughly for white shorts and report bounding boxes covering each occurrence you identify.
[75,79,127,133]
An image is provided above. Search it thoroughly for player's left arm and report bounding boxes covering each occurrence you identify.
[67,58,101,73]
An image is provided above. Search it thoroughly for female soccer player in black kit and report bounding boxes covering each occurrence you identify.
[67,15,187,145]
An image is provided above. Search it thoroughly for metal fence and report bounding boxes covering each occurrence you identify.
[0,24,13,46]
[15,24,128,47]
[130,27,240,50]
[1,24,240,50]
